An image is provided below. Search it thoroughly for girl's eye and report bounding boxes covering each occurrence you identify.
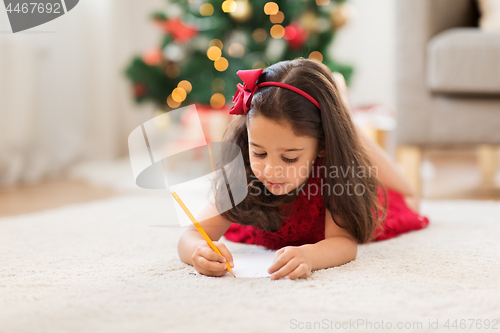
[282,157,298,164]
[252,151,267,158]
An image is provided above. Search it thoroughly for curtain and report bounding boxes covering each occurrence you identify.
[0,0,165,186]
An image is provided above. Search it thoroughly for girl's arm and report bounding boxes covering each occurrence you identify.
[355,125,421,212]
[300,209,358,271]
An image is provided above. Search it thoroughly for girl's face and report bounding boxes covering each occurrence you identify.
[247,114,321,196]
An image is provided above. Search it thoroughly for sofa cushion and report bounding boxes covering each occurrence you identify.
[427,28,500,94]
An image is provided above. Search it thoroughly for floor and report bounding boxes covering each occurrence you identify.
[422,147,500,200]
[1,148,499,218]
[0,178,116,218]
[2,185,500,333]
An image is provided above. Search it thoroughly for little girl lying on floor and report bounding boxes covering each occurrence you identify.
[177,58,429,280]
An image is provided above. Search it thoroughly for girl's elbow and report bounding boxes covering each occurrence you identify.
[349,243,357,262]
[342,236,357,262]
[347,235,358,261]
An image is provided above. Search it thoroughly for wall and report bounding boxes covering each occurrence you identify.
[332,0,396,111]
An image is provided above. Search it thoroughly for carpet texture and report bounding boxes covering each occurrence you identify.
[1,193,500,333]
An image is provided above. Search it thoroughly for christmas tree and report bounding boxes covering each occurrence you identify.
[125,0,355,111]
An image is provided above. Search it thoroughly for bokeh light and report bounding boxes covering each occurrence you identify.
[222,0,237,13]
[270,11,284,24]
[316,0,330,5]
[207,46,222,61]
[228,43,245,57]
[284,25,297,40]
[209,39,223,49]
[264,2,279,15]
[252,28,267,42]
[214,57,229,71]
[165,64,180,78]
[231,0,253,22]
[270,24,285,39]
[172,87,187,102]
[167,95,181,108]
[309,51,323,62]
[142,49,162,66]
[199,3,214,16]
[178,80,192,93]
[210,93,226,109]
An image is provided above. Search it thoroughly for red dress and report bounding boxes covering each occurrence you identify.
[223,159,430,250]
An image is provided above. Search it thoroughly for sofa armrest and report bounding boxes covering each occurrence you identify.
[430,0,478,36]
[395,0,479,145]
[398,0,478,42]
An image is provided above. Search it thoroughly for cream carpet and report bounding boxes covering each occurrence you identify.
[1,193,500,333]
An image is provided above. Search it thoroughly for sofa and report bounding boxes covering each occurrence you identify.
[395,0,500,193]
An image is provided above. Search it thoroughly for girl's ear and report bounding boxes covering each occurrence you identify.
[318,147,326,158]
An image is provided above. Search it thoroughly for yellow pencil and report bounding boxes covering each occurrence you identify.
[171,191,236,278]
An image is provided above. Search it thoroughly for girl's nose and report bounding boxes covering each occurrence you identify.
[264,163,283,178]
[264,163,273,176]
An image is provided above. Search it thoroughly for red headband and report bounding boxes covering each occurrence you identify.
[229,69,320,115]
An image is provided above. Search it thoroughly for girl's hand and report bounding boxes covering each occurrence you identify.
[268,246,313,280]
[192,241,234,277]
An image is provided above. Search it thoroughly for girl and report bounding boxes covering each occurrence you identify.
[177,58,429,280]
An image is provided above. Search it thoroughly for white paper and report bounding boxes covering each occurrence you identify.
[195,251,277,278]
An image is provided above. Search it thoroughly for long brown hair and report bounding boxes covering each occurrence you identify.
[212,58,386,244]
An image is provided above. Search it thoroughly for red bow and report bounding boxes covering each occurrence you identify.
[229,69,263,115]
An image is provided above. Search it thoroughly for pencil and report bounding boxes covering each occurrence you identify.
[171,191,236,278]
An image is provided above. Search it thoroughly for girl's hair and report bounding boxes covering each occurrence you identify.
[212,58,387,244]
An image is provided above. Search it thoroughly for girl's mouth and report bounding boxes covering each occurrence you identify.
[267,181,284,188]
